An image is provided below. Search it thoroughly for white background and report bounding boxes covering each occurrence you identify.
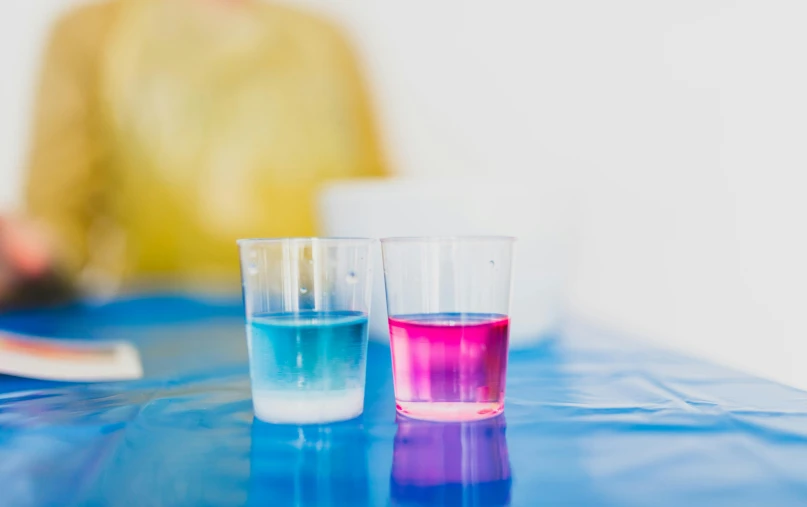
[1,1,805,388]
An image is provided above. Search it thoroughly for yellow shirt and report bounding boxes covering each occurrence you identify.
[25,0,385,291]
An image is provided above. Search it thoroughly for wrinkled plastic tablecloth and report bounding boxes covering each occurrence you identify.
[0,295,806,507]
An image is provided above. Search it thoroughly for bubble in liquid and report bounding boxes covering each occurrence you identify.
[300,287,309,294]
[346,271,358,284]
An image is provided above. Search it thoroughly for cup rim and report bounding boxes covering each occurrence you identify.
[380,235,516,244]
[236,237,375,246]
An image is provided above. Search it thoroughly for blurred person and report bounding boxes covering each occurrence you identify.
[0,0,386,309]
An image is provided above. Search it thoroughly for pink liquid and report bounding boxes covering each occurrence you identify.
[388,313,510,421]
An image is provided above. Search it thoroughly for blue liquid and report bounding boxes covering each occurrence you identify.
[247,311,369,423]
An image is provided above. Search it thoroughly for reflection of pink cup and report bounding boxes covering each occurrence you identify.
[390,415,511,506]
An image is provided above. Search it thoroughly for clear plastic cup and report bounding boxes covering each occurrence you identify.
[238,238,374,424]
[381,236,516,421]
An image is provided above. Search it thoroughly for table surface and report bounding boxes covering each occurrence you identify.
[0,296,806,507]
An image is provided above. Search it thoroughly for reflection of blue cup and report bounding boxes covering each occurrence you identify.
[248,419,370,506]
[391,415,512,506]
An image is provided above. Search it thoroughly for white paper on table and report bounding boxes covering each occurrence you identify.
[0,330,143,381]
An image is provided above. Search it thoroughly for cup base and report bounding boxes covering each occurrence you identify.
[395,401,504,422]
[253,388,364,424]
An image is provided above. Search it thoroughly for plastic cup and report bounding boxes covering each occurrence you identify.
[381,236,515,421]
[238,238,374,424]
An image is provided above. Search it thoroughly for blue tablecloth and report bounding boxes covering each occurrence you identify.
[1,296,806,506]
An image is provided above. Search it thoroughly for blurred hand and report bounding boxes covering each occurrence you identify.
[0,216,72,309]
